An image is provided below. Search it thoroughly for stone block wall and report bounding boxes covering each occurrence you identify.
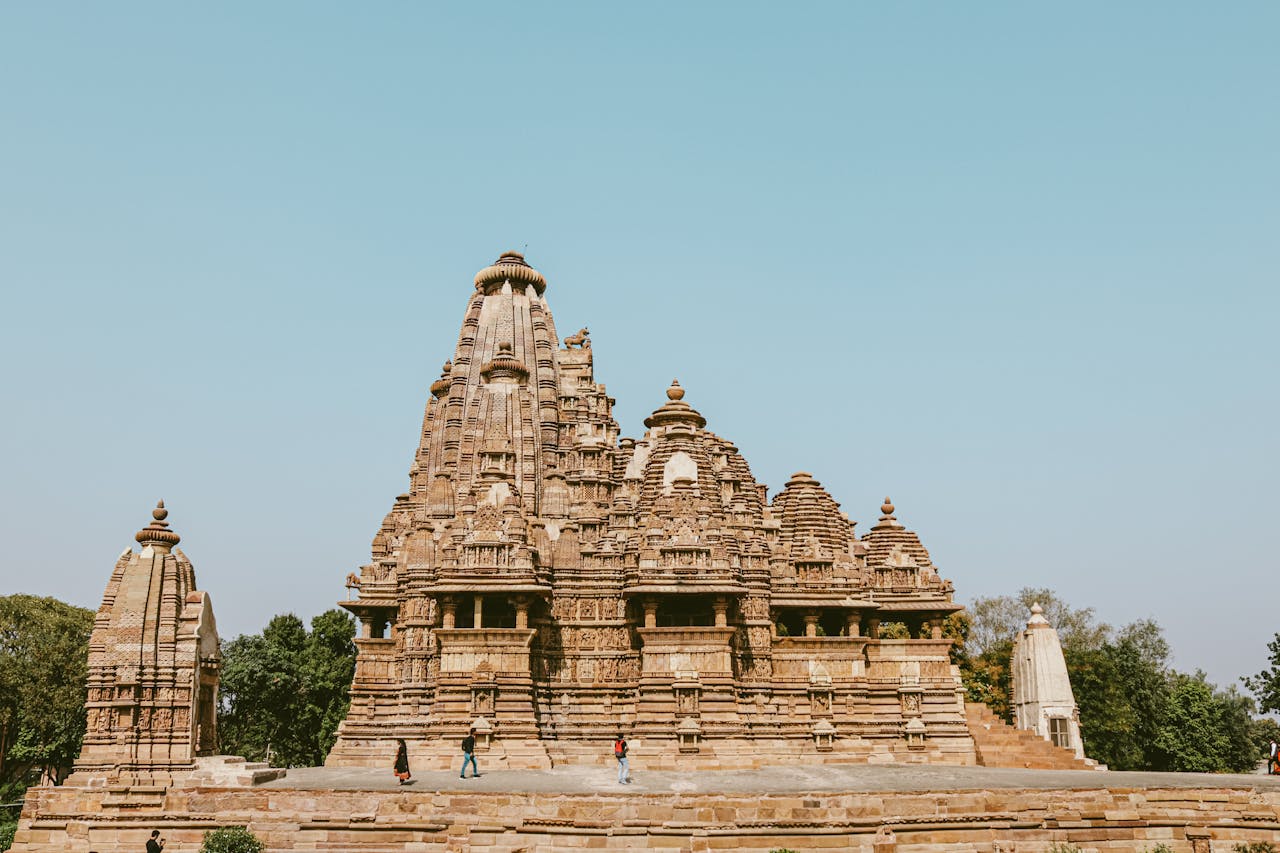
[12,781,1280,852]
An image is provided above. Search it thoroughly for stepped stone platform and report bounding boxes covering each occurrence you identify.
[965,703,1100,771]
[12,764,1280,852]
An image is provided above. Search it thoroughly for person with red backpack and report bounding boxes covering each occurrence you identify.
[614,733,631,784]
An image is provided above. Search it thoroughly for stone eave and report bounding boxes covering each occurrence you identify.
[770,596,879,609]
[622,583,746,596]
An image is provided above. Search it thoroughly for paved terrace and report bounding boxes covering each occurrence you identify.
[263,764,1280,795]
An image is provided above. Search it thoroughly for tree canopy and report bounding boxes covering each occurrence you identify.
[1242,633,1280,715]
[0,594,93,800]
[217,609,356,767]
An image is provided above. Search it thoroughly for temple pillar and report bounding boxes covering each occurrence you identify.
[867,617,880,639]
[930,618,943,640]
[713,597,729,628]
[473,595,484,629]
[804,610,819,638]
[846,612,862,637]
[442,597,457,629]
[643,597,658,629]
[514,595,530,630]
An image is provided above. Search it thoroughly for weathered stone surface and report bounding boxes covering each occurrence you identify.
[329,252,982,770]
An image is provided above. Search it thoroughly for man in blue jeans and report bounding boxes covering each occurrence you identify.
[460,727,480,778]
[614,733,630,784]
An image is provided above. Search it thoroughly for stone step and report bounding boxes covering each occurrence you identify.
[964,702,1096,771]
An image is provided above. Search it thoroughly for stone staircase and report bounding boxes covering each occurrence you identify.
[964,702,1099,770]
[179,755,288,787]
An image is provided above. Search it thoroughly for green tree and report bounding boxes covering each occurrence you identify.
[1250,716,1280,759]
[1064,642,1141,769]
[0,595,94,799]
[1152,673,1257,773]
[1243,633,1280,714]
[201,826,264,853]
[217,610,356,767]
[1153,675,1226,771]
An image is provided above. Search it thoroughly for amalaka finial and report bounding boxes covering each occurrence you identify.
[136,499,181,549]
[1027,601,1050,628]
[881,496,895,517]
[667,379,685,401]
[1030,602,1043,616]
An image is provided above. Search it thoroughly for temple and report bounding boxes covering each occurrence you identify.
[1011,603,1086,759]
[70,502,221,785]
[324,251,979,768]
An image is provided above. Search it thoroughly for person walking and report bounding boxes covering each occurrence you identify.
[146,829,165,853]
[614,732,631,784]
[1269,739,1277,775]
[460,727,480,778]
[393,738,412,785]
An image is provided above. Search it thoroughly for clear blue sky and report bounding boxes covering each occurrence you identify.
[2,3,1276,692]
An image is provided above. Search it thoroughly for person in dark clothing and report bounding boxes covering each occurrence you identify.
[460,727,479,778]
[393,738,411,785]
[146,829,165,853]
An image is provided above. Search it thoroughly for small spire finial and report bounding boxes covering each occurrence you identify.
[881,496,895,517]
[136,500,181,549]
[1031,602,1043,615]
[667,379,684,401]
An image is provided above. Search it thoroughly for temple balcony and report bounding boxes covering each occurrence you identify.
[770,635,869,681]
[352,638,399,687]
[434,628,537,676]
[637,627,736,678]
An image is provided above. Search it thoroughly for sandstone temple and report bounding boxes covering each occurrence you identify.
[328,251,974,769]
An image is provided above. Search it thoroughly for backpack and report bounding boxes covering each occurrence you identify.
[614,739,625,756]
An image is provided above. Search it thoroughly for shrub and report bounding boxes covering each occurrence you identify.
[201,826,265,853]
[0,821,16,853]
[1232,844,1277,853]
[1047,845,1082,853]
[1144,845,1174,853]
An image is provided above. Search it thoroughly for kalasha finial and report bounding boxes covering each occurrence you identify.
[667,379,685,401]
[136,499,181,549]
[881,496,895,517]
[1030,602,1043,616]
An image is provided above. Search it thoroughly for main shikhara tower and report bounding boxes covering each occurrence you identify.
[328,252,973,767]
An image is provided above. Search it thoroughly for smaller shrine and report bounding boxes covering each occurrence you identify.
[1011,603,1085,759]
[70,502,223,786]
